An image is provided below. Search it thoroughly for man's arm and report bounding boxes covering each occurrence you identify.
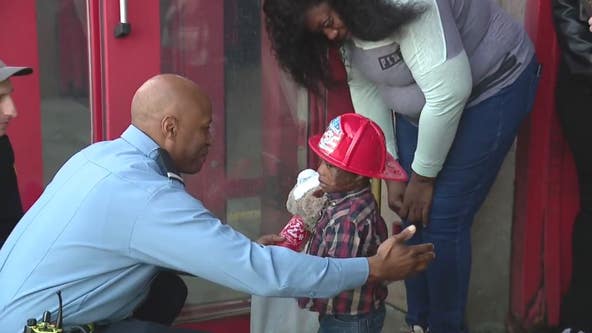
[130,186,434,297]
[130,186,368,298]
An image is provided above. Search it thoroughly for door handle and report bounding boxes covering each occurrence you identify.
[114,0,131,38]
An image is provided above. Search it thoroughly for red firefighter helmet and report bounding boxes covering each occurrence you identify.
[308,113,408,182]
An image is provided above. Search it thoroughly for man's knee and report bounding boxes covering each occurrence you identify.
[133,271,188,325]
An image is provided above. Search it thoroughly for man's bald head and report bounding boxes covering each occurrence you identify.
[131,74,213,174]
[131,74,209,138]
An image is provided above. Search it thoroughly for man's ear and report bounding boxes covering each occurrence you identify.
[161,115,178,139]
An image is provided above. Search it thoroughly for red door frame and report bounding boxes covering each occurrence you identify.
[510,0,579,328]
[0,0,43,210]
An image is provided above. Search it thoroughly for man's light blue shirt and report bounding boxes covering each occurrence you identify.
[0,125,368,331]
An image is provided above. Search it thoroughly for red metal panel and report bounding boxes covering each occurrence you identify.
[511,0,580,327]
[0,0,43,210]
[178,314,250,332]
[101,0,161,140]
[89,0,104,142]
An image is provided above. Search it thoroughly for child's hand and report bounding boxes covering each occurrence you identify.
[257,234,285,246]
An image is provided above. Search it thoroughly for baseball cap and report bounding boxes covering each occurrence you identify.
[0,59,33,82]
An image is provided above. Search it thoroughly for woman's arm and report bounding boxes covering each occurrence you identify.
[345,53,398,159]
[397,0,472,178]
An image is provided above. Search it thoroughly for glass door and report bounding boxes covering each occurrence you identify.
[160,0,311,321]
[36,0,92,184]
[96,0,312,323]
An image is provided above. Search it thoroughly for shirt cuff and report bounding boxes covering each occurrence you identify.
[337,257,369,290]
[411,159,441,178]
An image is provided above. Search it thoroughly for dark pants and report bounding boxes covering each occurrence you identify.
[0,135,23,248]
[96,271,207,333]
[557,61,592,330]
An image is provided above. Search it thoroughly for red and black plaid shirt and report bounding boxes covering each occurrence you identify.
[298,186,388,315]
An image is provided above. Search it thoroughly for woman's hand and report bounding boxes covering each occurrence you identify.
[402,172,435,226]
[387,171,435,226]
[256,234,285,246]
[589,17,592,32]
[385,173,436,226]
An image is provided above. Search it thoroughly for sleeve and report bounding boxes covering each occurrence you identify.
[552,0,592,67]
[344,48,399,159]
[128,185,368,298]
[396,0,472,177]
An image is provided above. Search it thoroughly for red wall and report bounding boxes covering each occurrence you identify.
[0,0,43,210]
[511,0,580,327]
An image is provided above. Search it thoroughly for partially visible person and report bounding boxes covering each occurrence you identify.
[297,113,408,333]
[0,59,32,248]
[263,0,539,331]
[552,1,592,332]
[0,74,435,333]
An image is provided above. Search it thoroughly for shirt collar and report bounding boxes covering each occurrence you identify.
[351,36,397,50]
[120,125,160,159]
[326,186,372,205]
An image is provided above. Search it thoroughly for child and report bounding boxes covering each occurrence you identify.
[298,113,408,333]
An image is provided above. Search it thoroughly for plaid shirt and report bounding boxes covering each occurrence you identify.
[298,186,388,315]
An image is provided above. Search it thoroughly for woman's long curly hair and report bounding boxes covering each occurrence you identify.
[263,0,425,93]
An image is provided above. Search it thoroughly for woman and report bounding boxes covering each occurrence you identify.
[263,0,540,332]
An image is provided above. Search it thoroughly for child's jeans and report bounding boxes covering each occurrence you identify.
[317,305,385,333]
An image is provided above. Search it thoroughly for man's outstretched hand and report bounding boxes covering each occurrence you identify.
[367,225,435,282]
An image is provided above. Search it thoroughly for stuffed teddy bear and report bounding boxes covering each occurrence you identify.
[277,169,327,251]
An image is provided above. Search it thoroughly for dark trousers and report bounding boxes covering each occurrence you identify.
[556,61,592,330]
[0,135,23,248]
[96,271,207,333]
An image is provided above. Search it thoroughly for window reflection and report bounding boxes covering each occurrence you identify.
[36,0,90,184]
[160,0,310,315]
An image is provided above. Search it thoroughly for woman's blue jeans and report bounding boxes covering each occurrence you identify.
[396,58,540,332]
